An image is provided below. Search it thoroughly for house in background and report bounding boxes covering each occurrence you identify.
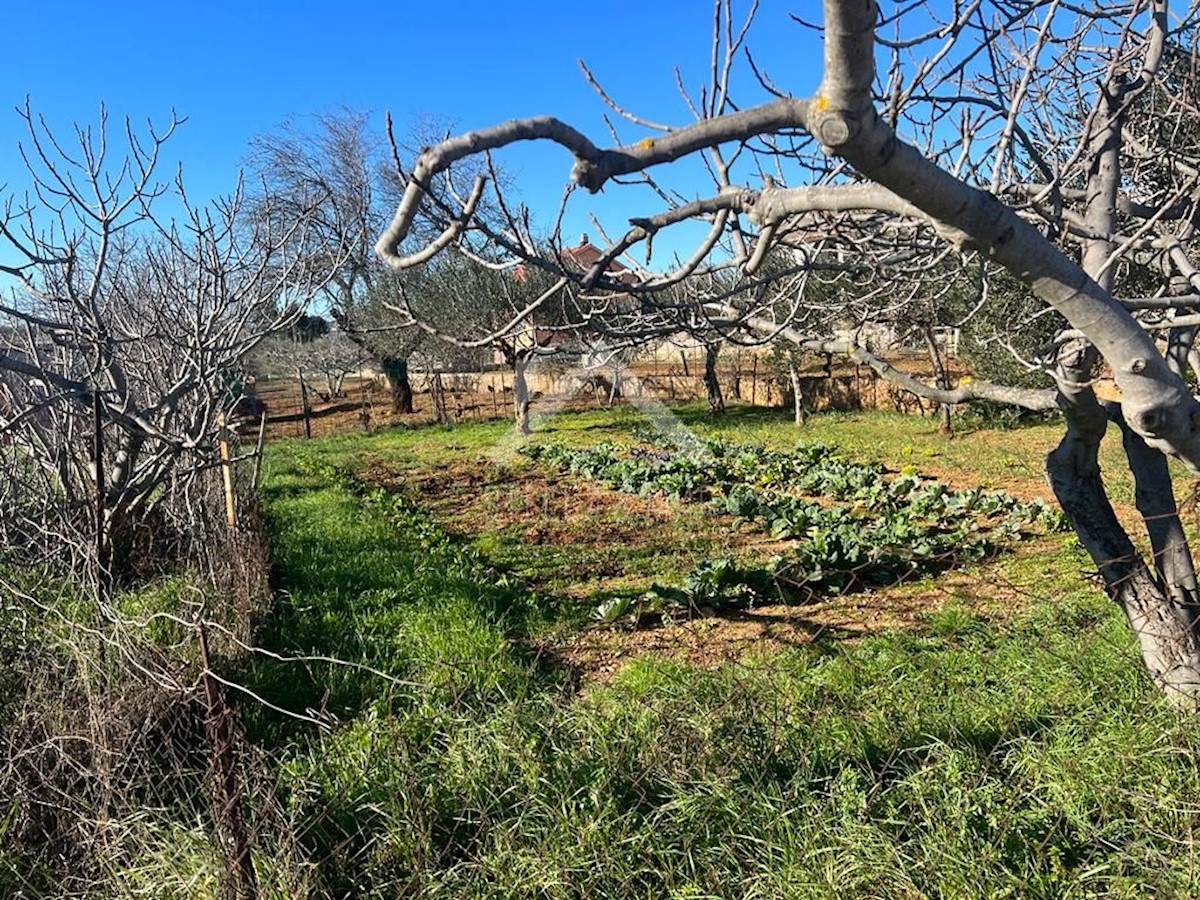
[558,234,641,287]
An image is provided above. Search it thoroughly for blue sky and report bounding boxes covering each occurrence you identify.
[2,1,825,260]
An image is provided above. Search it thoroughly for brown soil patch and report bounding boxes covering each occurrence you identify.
[359,458,793,600]
[550,546,1055,685]
[356,453,1069,687]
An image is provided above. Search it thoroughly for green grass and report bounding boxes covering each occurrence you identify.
[251,406,1200,898]
[247,446,547,740]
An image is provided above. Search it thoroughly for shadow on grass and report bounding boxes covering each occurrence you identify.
[669,402,796,430]
[242,461,562,745]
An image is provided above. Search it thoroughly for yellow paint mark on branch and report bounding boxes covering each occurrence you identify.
[813,95,830,112]
[638,137,655,150]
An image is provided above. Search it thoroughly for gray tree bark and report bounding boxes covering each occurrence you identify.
[1038,53,1200,703]
[513,354,532,435]
[703,344,725,415]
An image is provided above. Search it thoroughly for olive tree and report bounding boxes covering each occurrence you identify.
[372,252,585,433]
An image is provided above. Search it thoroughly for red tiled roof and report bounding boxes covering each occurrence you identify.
[560,235,639,285]
[512,236,640,286]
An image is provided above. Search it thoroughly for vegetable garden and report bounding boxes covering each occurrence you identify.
[523,435,1066,622]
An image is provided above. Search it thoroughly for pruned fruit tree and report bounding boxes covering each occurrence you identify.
[371,0,1200,704]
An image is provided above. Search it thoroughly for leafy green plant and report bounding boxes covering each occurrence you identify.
[524,436,1067,607]
[595,558,777,623]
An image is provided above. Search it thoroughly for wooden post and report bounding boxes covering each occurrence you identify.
[199,622,260,900]
[217,413,238,530]
[751,357,758,406]
[923,324,954,434]
[298,375,312,440]
[359,380,371,432]
[431,372,451,426]
[93,389,108,610]
[250,410,268,493]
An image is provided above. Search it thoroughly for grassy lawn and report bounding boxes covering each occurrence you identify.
[249,404,1200,898]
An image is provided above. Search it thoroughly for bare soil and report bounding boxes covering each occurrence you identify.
[549,538,1073,685]
[362,458,793,599]
[356,450,1077,686]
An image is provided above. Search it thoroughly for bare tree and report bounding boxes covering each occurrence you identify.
[0,102,332,898]
[0,101,329,588]
[254,323,366,401]
[369,1,1200,704]
[246,108,426,412]
[247,109,383,310]
[301,328,368,400]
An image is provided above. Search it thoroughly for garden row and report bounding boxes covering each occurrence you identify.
[522,436,1067,619]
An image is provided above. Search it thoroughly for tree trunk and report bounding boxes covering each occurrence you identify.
[295,367,312,440]
[513,356,532,435]
[198,623,260,900]
[704,344,725,415]
[922,325,952,434]
[1041,75,1200,705]
[608,362,623,407]
[1047,439,1200,703]
[381,357,414,414]
[1166,324,1197,381]
[789,363,806,425]
[93,389,111,615]
[1049,339,1200,705]
[1116,407,1200,631]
